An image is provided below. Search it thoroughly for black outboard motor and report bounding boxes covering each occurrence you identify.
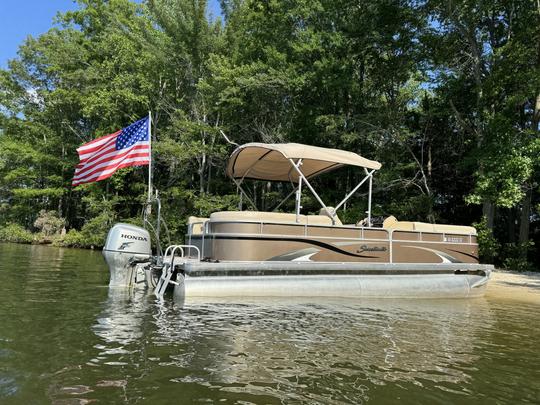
[103,223,152,287]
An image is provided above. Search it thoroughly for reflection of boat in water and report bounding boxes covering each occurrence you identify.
[89,293,495,402]
[92,288,149,349]
[103,143,492,299]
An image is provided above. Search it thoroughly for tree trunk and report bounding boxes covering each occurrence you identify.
[427,143,432,178]
[508,207,516,243]
[206,162,211,194]
[519,4,540,257]
[532,91,540,132]
[518,90,540,257]
[58,143,65,217]
[198,156,205,195]
[483,201,494,229]
[518,188,531,250]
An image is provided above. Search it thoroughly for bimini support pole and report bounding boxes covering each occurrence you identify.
[289,159,335,225]
[366,168,373,227]
[272,185,298,212]
[233,154,264,211]
[295,159,303,222]
[232,178,258,210]
[333,169,375,212]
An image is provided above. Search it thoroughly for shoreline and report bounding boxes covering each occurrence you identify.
[486,270,540,304]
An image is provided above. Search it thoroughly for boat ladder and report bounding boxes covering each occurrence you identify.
[154,244,200,298]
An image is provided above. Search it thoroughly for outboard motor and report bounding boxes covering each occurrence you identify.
[103,223,152,287]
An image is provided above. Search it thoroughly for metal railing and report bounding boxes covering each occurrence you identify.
[155,244,201,298]
[186,219,477,265]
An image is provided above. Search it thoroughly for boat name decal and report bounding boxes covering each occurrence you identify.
[357,245,387,253]
[444,237,464,243]
[120,233,148,242]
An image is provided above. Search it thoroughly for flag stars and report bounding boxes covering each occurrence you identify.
[115,117,150,150]
[72,116,150,186]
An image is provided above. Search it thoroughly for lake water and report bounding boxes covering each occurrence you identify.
[1,243,539,404]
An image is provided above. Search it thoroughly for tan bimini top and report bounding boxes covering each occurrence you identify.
[227,143,382,182]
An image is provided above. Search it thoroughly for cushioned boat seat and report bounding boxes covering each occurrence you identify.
[308,215,343,226]
[209,211,342,226]
[382,215,476,235]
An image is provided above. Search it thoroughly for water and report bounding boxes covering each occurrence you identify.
[0,243,539,404]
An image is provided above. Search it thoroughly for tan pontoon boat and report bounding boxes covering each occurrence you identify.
[103,143,492,299]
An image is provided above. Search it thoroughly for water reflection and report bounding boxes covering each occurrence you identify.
[93,287,149,347]
[91,292,495,403]
[3,242,537,404]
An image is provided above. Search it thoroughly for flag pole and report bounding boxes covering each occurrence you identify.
[147,110,162,258]
[148,110,153,202]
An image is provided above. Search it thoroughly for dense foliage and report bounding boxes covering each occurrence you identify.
[0,0,538,269]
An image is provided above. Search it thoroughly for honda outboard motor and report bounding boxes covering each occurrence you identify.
[103,223,152,287]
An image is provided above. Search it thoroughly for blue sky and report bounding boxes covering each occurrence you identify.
[0,0,77,68]
[0,0,222,69]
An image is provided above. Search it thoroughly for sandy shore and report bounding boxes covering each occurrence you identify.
[486,270,540,304]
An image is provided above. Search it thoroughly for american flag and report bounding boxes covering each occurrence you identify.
[72,117,151,186]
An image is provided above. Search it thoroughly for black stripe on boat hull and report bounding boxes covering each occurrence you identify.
[189,235,379,259]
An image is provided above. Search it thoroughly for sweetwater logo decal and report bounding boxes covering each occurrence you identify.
[357,244,387,254]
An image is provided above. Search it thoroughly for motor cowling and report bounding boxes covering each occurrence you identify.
[103,223,152,287]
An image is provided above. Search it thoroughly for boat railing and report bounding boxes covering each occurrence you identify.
[187,221,207,257]
[194,219,476,239]
[155,244,201,298]
[187,219,476,264]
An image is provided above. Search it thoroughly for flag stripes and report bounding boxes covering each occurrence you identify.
[72,117,150,186]
[72,154,150,186]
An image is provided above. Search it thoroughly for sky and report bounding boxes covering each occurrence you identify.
[0,0,78,68]
[0,0,222,69]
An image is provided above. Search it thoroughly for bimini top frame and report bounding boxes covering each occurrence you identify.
[226,143,381,226]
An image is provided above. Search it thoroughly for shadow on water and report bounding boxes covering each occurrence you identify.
[1,243,540,404]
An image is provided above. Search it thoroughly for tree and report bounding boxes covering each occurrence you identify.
[0,0,538,268]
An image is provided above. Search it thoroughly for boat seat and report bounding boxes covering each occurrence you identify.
[188,216,209,235]
[210,211,302,223]
[382,215,476,235]
[430,224,476,235]
[382,216,414,230]
[307,215,342,226]
[209,211,343,226]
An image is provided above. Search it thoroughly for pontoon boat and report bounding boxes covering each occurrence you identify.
[103,143,492,299]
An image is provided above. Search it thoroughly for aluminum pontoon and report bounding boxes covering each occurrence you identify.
[103,143,492,299]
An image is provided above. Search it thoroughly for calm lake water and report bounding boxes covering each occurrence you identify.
[1,243,539,404]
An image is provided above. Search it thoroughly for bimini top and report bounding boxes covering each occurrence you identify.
[226,142,381,182]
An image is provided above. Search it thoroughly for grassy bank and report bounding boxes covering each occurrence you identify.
[0,222,107,249]
[0,210,147,249]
